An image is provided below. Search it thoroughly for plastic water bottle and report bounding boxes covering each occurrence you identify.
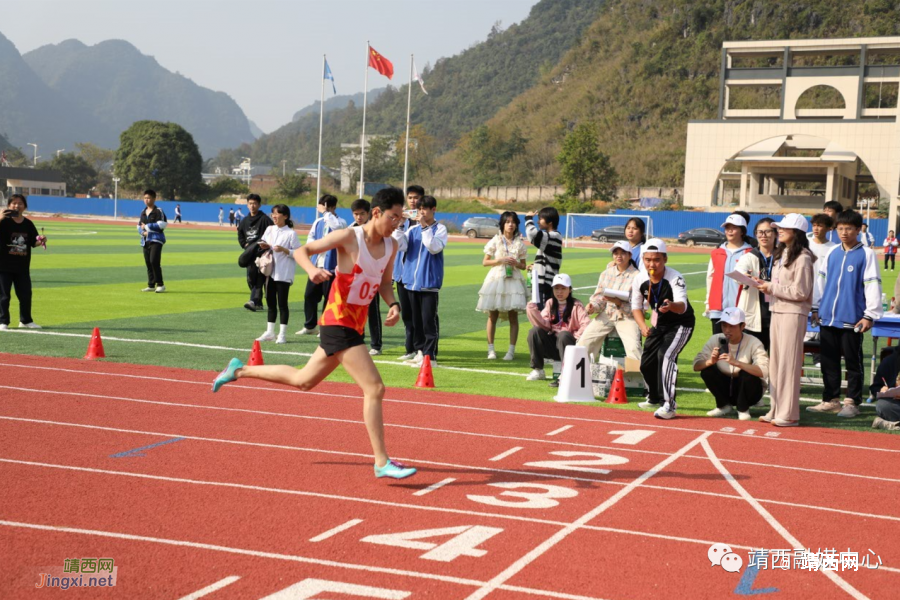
[882,293,888,313]
[505,263,513,278]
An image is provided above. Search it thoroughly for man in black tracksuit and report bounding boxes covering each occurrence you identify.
[237,194,273,311]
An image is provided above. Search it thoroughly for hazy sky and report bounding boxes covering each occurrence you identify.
[6,0,537,133]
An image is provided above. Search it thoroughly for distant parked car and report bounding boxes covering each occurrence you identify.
[677,228,726,247]
[462,216,500,239]
[590,225,628,243]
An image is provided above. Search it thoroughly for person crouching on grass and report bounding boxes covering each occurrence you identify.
[693,307,768,421]
[632,238,695,420]
[525,273,590,387]
[212,187,416,480]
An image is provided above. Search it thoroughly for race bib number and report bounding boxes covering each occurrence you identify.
[347,273,382,305]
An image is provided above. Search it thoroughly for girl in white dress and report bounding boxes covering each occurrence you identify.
[477,211,528,360]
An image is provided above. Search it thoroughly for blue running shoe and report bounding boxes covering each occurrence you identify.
[212,358,244,392]
[374,459,417,479]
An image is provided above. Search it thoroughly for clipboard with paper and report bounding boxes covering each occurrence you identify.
[726,270,761,289]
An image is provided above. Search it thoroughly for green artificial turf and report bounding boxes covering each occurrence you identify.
[5,218,896,434]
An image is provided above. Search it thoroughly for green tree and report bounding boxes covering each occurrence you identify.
[461,125,527,187]
[557,122,617,202]
[210,177,250,196]
[75,142,115,174]
[274,173,310,198]
[342,136,402,185]
[115,121,203,199]
[46,153,99,195]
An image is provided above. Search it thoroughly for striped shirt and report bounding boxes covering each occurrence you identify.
[589,263,638,321]
[525,220,563,286]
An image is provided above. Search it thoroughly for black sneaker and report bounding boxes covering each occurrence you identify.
[549,379,559,388]
[244,302,257,312]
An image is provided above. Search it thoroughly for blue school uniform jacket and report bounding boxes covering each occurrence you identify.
[813,243,883,327]
[307,212,346,273]
[399,222,448,291]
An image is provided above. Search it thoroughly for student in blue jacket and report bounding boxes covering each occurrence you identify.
[810,210,883,418]
[138,189,168,293]
[398,195,448,367]
[297,194,346,335]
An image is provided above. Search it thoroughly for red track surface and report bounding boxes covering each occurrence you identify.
[1,352,897,599]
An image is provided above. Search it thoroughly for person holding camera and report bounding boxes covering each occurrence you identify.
[0,194,45,330]
[692,307,768,421]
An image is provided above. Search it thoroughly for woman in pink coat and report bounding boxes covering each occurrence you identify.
[525,273,590,387]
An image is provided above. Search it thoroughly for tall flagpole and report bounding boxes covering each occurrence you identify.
[359,41,370,197]
[402,54,413,193]
[316,54,325,201]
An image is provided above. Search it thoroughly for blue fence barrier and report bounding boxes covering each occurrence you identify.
[23,195,890,244]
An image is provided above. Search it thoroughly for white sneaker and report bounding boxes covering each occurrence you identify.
[19,322,41,329]
[637,400,659,409]
[836,401,860,418]
[256,332,276,342]
[276,334,287,344]
[526,369,546,381]
[295,327,317,335]
[398,352,416,361]
[141,287,155,292]
[404,351,423,366]
[0,324,7,331]
[369,348,382,356]
[487,350,497,360]
[503,351,515,361]
[154,285,166,293]
[654,407,676,420]
[738,411,752,421]
[706,406,732,418]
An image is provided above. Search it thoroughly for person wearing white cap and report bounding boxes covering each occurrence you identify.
[631,238,695,419]
[705,214,753,335]
[525,273,590,386]
[577,241,642,360]
[692,307,768,420]
[755,213,814,427]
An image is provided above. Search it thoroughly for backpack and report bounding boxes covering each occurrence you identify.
[255,248,274,277]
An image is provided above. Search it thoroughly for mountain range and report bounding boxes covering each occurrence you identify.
[0,31,255,158]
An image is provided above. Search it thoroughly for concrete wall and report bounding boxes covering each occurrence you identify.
[430,186,684,202]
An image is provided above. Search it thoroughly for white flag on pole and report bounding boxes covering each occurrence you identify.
[412,59,428,95]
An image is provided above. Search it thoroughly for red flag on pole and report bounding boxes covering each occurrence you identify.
[368,46,394,80]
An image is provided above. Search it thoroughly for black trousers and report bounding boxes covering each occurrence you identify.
[700,367,764,412]
[885,255,895,270]
[367,294,382,350]
[174,215,182,223]
[409,290,439,359]
[710,318,723,335]
[396,281,415,354]
[143,243,164,287]
[536,282,553,307]
[266,279,291,325]
[246,264,265,305]
[527,328,576,369]
[820,325,864,404]
[640,324,694,410]
[303,278,333,329]
[0,271,33,325]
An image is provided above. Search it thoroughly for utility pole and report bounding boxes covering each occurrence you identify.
[27,143,39,167]
[112,177,120,219]
[281,160,287,177]
[56,149,65,158]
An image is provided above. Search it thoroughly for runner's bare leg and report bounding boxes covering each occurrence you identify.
[236,346,338,389]
[338,344,389,467]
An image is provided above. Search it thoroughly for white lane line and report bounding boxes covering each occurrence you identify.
[8,362,896,455]
[462,431,712,600]
[489,447,523,462]
[309,519,364,542]
[176,576,241,600]
[546,425,573,437]
[412,478,456,497]
[701,438,871,600]
[0,519,482,588]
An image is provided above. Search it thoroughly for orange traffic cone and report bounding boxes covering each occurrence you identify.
[605,368,628,404]
[247,340,265,366]
[84,327,106,360]
[415,355,435,388]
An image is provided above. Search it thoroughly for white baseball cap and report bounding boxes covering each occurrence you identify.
[719,307,746,326]
[551,273,572,288]
[610,240,632,254]
[772,213,809,233]
[721,214,748,229]
[643,238,667,254]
